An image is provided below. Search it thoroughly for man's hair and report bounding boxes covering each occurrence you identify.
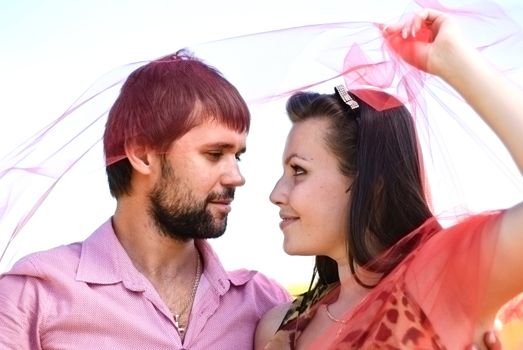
[103,50,250,198]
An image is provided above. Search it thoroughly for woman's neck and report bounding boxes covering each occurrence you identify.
[330,260,380,313]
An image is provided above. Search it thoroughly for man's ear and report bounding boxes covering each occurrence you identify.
[125,142,153,175]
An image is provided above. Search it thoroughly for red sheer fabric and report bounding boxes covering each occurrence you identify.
[268,212,512,349]
[329,212,504,348]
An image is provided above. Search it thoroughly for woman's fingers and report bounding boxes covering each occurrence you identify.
[383,9,430,39]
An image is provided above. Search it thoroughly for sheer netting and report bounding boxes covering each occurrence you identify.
[1,0,523,347]
[316,213,504,349]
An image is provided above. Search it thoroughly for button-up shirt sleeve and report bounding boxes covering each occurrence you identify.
[0,262,43,349]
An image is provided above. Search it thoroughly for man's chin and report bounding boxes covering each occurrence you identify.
[205,220,227,239]
[167,229,225,241]
[210,211,227,224]
[205,231,225,239]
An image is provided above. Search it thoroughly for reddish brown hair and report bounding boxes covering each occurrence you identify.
[104,50,250,198]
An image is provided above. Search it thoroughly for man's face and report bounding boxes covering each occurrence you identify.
[148,119,247,241]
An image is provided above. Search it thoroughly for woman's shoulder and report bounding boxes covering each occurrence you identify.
[255,302,293,350]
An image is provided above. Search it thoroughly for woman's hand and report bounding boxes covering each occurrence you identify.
[382,9,471,78]
[467,331,502,350]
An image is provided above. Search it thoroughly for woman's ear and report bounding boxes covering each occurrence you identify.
[125,142,153,175]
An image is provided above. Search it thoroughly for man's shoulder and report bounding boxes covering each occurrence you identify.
[228,268,291,302]
[5,242,82,279]
[228,268,281,286]
[3,220,112,279]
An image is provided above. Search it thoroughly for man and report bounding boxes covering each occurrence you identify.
[0,50,290,349]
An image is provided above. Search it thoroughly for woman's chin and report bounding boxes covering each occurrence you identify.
[283,243,315,257]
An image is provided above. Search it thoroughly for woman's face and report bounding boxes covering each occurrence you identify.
[270,117,352,262]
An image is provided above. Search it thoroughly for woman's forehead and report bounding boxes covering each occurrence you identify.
[284,119,333,159]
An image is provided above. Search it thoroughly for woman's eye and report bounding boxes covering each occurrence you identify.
[235,154,242,162]
[291,165,305,176]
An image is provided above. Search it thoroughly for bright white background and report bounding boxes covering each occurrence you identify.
[1,0,522,288]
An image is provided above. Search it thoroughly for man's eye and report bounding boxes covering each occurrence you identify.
[208,152,223,160]
[235,154,242,162]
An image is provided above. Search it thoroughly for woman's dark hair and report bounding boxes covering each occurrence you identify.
[286,89,433,290]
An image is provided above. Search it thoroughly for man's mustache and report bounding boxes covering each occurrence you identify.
[207,188,235,202]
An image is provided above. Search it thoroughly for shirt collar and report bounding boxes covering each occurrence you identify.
[195,239,256,295]
[76,219,146,292]
[77,218,255,293]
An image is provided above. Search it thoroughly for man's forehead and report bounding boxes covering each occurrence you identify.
[174,122,247,149]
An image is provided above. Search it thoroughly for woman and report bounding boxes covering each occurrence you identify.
[255,9,523,349]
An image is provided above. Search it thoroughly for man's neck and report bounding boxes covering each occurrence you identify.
[111,208,198,279]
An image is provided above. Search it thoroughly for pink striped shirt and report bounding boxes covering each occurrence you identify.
[0,219,290,349]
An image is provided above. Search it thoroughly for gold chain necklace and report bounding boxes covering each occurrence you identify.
[173,250,202,336]
[323,304,348,325]
[323,303,349,338]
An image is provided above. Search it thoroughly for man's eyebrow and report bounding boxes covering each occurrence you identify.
[204,142,246,153]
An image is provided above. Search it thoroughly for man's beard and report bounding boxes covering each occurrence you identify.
[148,160,234,241]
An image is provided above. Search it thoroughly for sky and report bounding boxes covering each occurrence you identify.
[1,0,523,287]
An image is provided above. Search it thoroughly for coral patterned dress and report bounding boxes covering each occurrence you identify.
[265,212,522,349]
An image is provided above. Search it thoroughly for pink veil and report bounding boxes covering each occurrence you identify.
[1,0,522,344]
